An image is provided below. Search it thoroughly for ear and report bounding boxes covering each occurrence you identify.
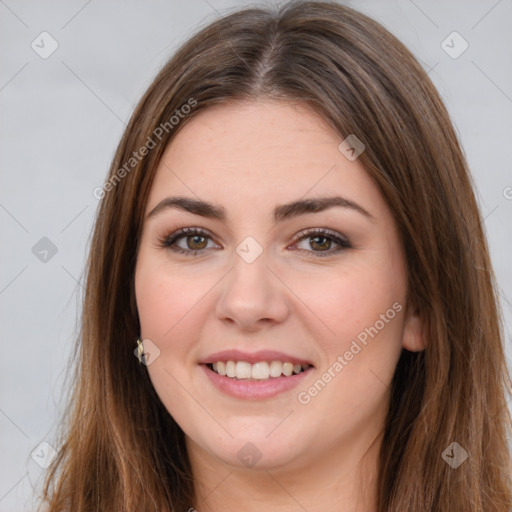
[402,302,426,352]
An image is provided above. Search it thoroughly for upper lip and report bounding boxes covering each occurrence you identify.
[200,349,314,367]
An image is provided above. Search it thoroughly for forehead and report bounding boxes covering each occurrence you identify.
[145,100,386,222]
[160,100,342,178]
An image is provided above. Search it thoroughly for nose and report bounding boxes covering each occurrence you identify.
[214,250,290,332]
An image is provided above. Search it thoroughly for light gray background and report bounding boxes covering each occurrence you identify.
[1,1,511,510]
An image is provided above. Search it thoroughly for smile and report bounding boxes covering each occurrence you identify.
[208,360,311,380]
[200,362,314,400]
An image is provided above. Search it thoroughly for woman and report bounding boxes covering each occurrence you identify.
[38,1,512,510]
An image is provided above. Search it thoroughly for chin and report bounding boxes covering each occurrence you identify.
[194,428,307,471]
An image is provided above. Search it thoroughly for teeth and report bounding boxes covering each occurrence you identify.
[252,362,270,379]
[235,361,252,379]
[215,361,226,376]
[269,360,282,377]
[209,360,309,380]
[226,360,236,378]
[282,362,293,376]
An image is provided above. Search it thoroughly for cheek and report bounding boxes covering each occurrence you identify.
[294,259,406,350]
[134,256,207,409]
[295,262,406,418]
[295,269,405,424]
[135,255,205,341]
[135,268,174,340]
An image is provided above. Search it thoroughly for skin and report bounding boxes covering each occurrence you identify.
[134,99,425,511]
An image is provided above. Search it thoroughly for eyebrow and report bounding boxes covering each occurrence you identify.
[147,195,375,223]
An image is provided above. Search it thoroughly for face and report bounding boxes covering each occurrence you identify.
[134,99,423,473]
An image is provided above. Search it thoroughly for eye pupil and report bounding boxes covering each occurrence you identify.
[188,235,207,250]
[311,236,330,251]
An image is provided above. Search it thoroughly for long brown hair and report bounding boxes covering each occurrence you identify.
[37,1,512,510]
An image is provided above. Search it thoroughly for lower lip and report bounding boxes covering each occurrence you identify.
[200,364,314,400]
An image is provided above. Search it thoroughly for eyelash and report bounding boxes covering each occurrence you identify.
[157,227,351,258]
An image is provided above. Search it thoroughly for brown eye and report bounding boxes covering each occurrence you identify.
[185,234,208,250]
[158,227,218,257]
[292,228,351,257]
[158,227,351,258]
[309,235,331,252]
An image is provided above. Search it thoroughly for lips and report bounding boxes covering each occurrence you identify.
[198,349,315,399]
[200,363,314,399]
